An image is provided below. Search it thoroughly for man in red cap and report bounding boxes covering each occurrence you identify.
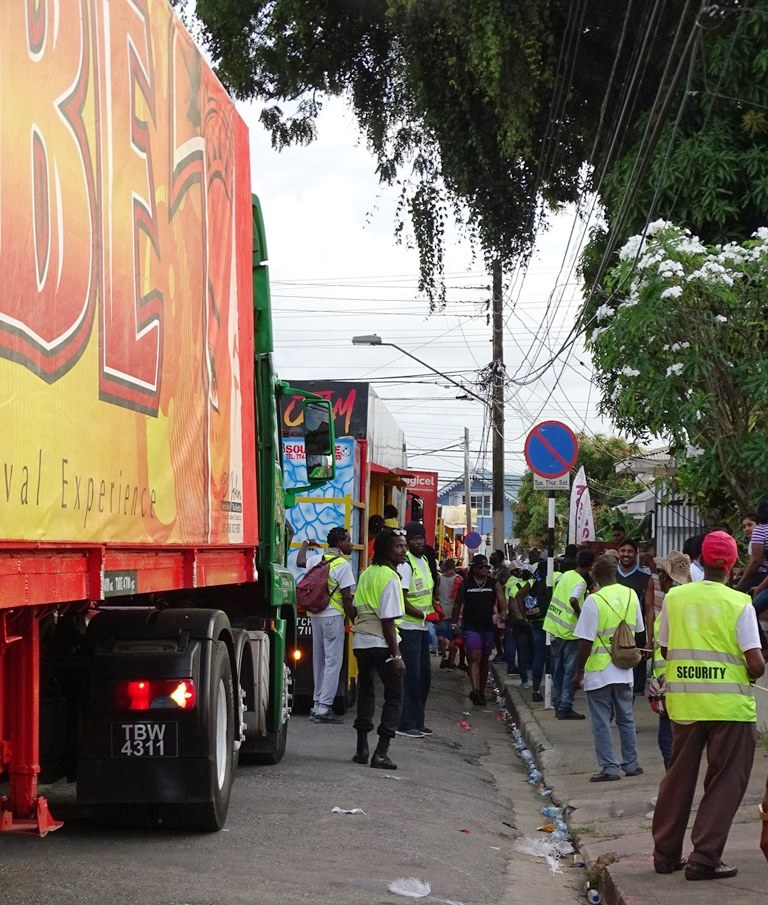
[652,531,765,881]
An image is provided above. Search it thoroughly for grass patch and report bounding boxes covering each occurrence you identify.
[571,823,599,837]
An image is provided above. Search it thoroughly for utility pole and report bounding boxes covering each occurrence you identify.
[491,259,505,554]
[464,427,472,559]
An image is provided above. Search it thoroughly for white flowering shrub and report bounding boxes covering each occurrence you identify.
[585,222,768,515]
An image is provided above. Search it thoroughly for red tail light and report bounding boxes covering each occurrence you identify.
[114,679,197,711]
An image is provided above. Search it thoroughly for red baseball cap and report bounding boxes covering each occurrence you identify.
[701,531,739,569]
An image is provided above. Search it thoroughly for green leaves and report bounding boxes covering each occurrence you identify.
[586,223,768,517]
[185,0,699,306]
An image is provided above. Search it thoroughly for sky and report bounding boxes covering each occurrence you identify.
[238,98,612,487]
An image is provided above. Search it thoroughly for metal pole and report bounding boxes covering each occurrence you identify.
[464,427,472,566]
[491,260,505,553]
[543,493,556,709]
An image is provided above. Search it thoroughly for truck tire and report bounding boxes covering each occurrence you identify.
[162,641,235,831]
[240,662,289,765]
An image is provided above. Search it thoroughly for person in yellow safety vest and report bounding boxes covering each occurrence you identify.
[296,527,357,724]
[351,527,407,769]
[652,531,765,881]
[395,522,439,739]
[572,555,644,782]
[500,561,527,676]
[543,548,595,720]
[647,551,691,768]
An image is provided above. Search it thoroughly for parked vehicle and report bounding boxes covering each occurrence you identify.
[0,0,332,836]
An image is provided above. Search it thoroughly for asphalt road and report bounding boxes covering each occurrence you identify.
[0,666,583,905]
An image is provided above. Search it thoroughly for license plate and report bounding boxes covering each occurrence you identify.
[297,616,313,637]
[111,722,178,758]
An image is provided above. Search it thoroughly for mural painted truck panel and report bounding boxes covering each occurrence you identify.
[283,438,362,713]
[0,0,333,836]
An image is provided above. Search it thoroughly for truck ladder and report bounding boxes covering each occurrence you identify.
[0,609,62,835]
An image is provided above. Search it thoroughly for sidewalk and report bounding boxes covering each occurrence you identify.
[494,666,768,903]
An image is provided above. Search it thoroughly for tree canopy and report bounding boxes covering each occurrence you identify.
[582,1,768,298]
[512,433,640,548]
[182,0,696,305]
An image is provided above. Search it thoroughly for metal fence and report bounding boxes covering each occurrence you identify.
[653,497,706,556]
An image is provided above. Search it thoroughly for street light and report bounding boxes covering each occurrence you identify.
[351,334,488,406]
[352,333,480,554]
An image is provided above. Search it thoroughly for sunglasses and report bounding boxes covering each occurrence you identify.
[391,528,407,537]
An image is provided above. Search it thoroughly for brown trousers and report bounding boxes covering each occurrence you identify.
[652,720,756,870]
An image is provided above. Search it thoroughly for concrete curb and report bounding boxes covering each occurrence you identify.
[491,665,629,905]
[491,664,551,757]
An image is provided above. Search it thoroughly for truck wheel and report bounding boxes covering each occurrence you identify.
[162,641,235,831]
[240,663,289,765]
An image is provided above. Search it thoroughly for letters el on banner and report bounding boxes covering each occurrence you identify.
[0,0,256,546]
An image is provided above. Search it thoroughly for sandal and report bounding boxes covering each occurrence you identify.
[589,771,620,782]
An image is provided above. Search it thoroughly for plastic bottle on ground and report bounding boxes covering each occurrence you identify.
[540,806,563,818]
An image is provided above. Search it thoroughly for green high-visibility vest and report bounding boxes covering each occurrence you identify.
[652,611,665,679]
[401,552,435,625]
[321,553,347,616]
[354,564,403,641]
[664,582,756,723]
[584,585,638,673]
[504,576,526,599]
[543,570,587,640]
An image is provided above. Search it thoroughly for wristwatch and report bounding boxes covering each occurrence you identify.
[759,802,768,822]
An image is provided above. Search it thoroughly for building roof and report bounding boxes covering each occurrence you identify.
[438,470,522,502]
[615,447,673,478]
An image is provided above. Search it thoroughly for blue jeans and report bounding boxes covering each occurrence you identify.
[753,588,768,615]
[585,683,639,776]
[398,629,431,731]
[504,627,517,673]
[658,712,673,768]
[550,637,580,713]
[512,623,546,688]
[427,621,437,654]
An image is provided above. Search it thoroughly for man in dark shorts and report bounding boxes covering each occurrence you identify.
[453,554,499,706]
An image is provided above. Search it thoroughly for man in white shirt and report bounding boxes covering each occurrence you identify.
[652,531,764,881]
[352,528,407,769]
[297,527,356,724]
[573,555,644,782]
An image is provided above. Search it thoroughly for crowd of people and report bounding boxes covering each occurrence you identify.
[296,511,768,878]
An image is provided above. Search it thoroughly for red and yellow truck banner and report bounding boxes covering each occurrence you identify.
[0,0,256,546]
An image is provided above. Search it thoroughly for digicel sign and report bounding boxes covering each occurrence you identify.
[404,470,438,546]
[406,474,435,489]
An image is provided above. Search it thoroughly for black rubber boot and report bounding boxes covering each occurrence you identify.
[352,730,370,765]
[370,738,397,770]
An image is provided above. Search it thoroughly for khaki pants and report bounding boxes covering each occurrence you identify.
[652,720,756,870]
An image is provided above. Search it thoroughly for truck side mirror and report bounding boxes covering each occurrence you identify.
[302,399,335,485]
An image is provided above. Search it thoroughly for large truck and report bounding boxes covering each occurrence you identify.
[0,0,333,836]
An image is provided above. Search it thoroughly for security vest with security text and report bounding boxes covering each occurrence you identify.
[664,582,755,723]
